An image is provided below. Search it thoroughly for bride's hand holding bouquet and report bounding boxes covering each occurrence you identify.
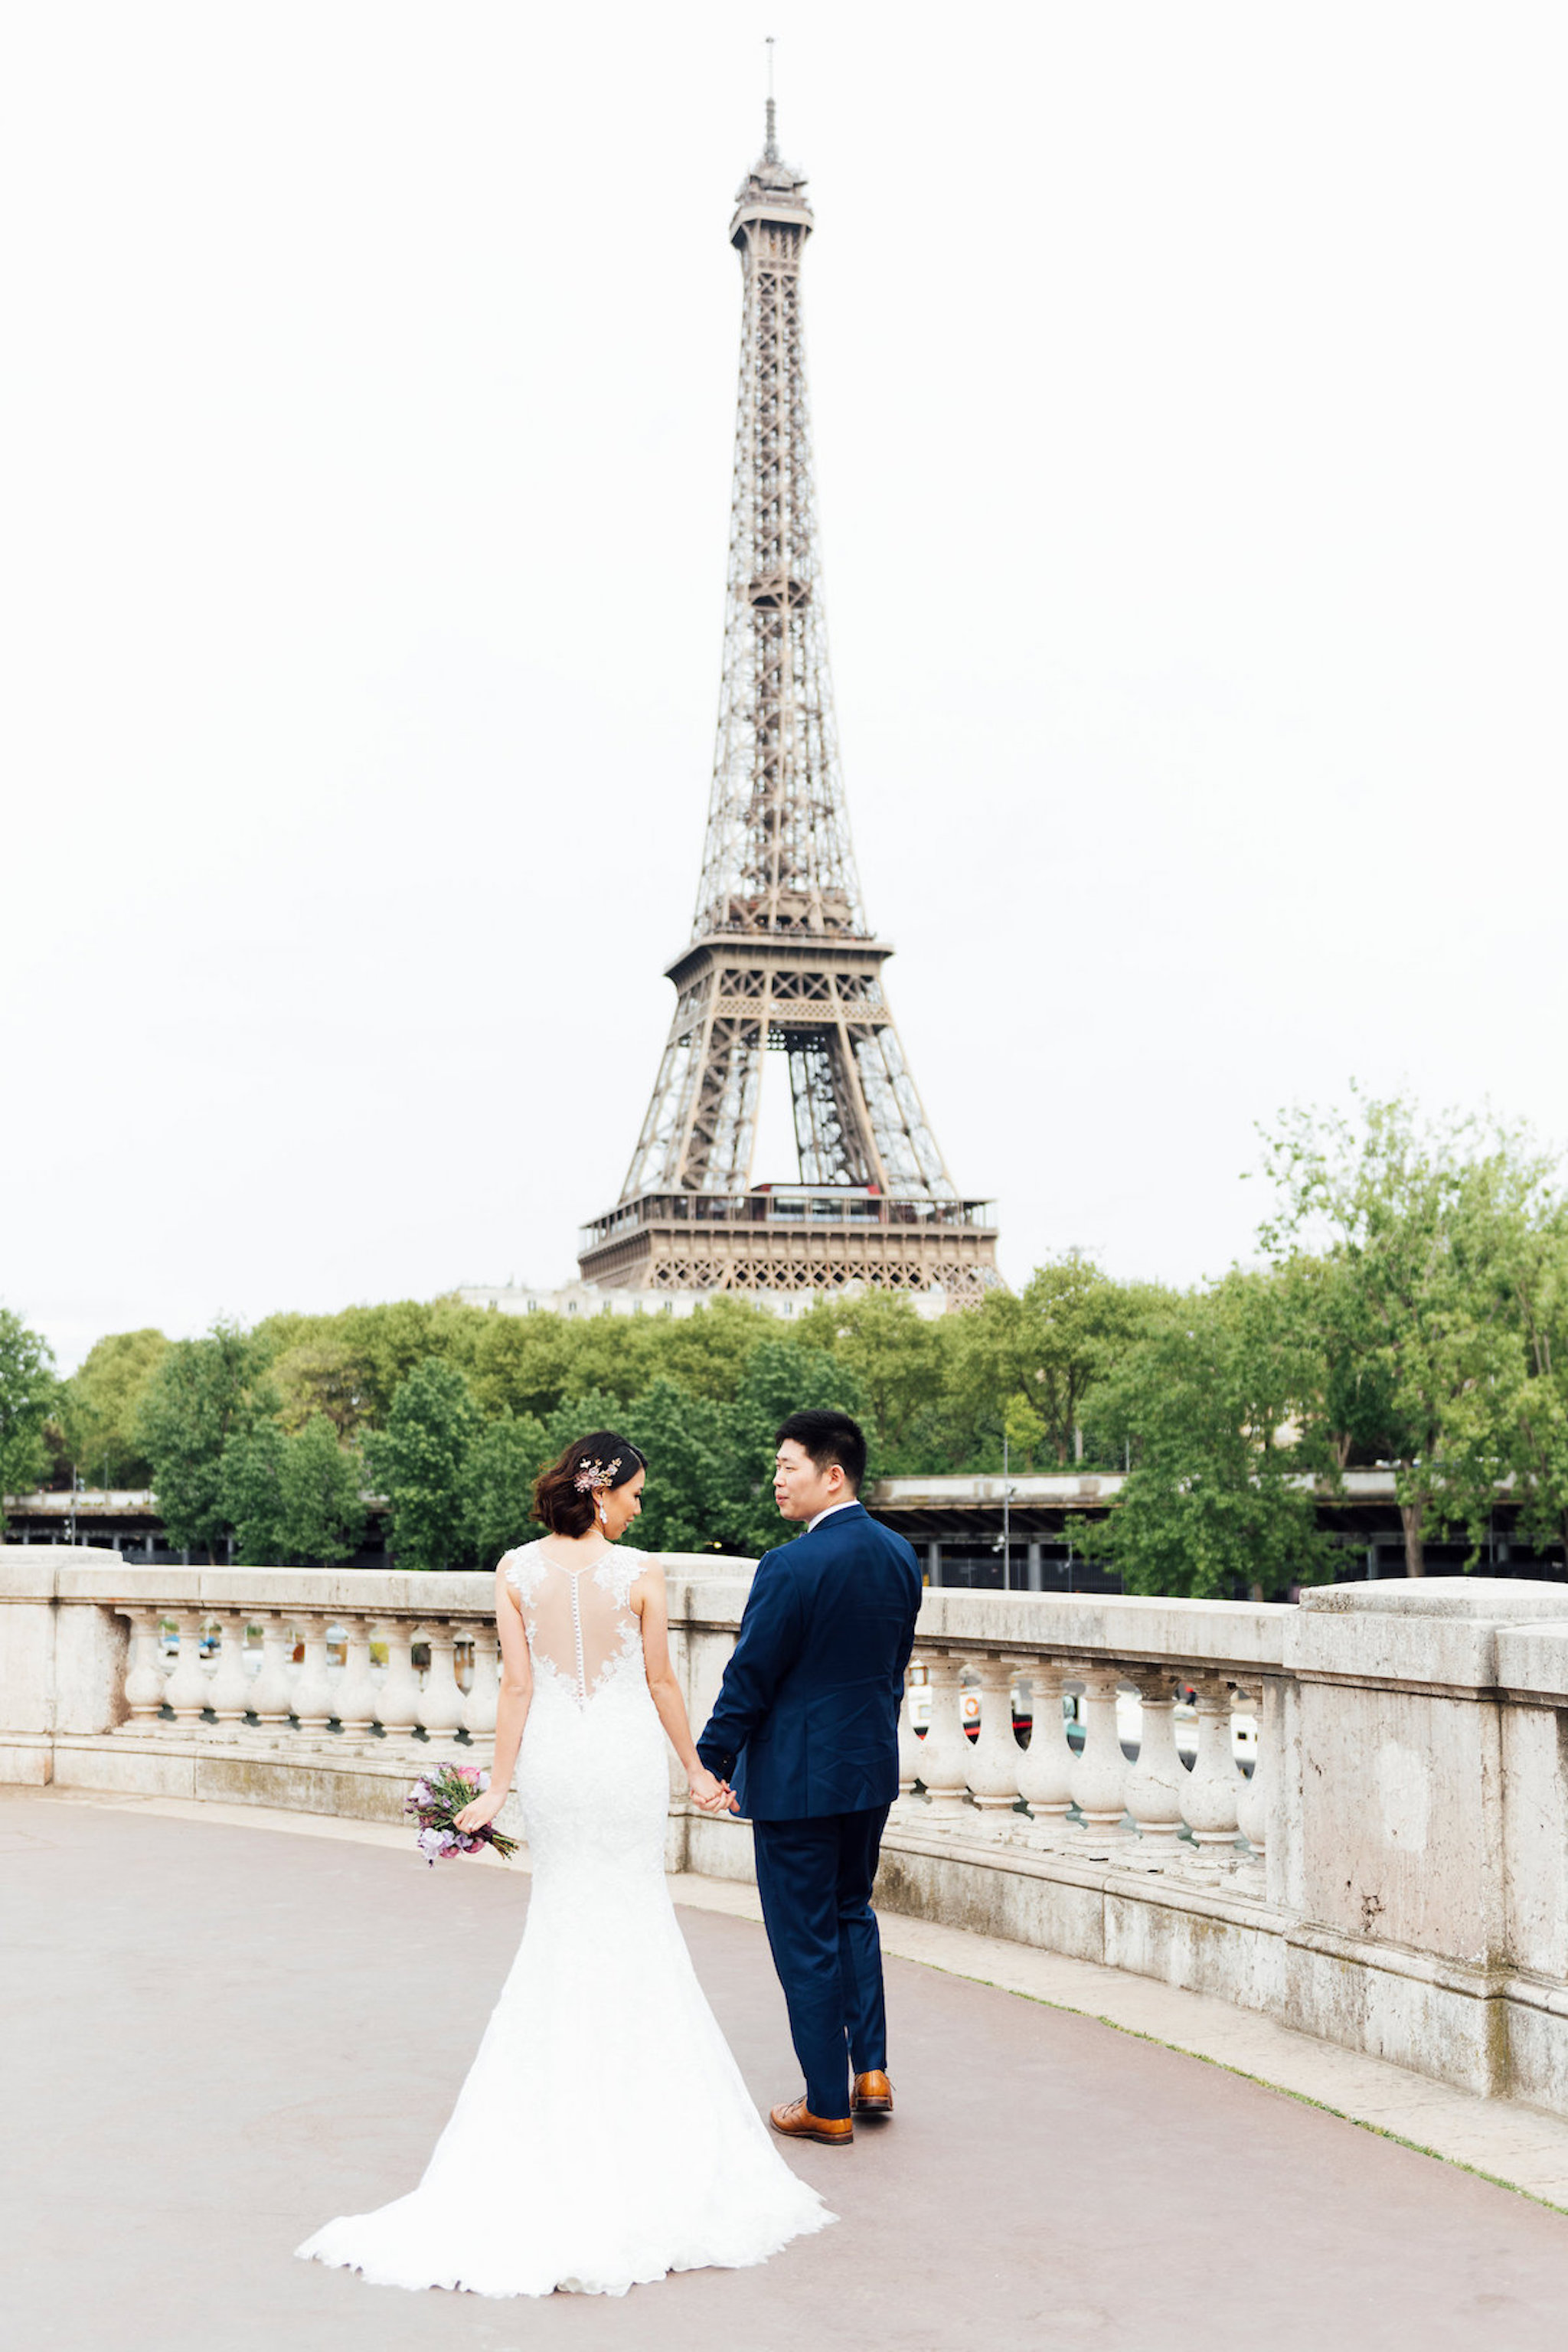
[453,1781,509,1835]
[406,1762,520,1862]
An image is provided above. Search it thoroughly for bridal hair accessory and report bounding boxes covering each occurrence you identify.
[573,1455,622,1496]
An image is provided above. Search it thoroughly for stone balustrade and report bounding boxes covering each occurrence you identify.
[0,1554,740,1865]
[10,1549,1568,2124]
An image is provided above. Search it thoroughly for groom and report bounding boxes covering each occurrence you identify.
[696,1409,922,2147]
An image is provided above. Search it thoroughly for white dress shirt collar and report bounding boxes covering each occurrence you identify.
[806,1497,860,1535]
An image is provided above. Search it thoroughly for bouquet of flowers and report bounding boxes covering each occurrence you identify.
[405,1762,520,1865]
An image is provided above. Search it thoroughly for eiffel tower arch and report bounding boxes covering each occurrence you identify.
[578,101,998,1305]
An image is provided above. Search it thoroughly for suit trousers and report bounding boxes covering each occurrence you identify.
[751,1803,892,2122]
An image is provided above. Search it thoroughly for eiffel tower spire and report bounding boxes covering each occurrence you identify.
[578,103,998,1302]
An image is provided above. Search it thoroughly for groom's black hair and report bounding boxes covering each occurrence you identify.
[775,1409,867,1495]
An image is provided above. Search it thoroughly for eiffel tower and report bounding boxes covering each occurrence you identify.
[578,97,998,1303]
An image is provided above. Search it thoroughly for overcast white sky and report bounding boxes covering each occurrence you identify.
[5,2,1566,1373]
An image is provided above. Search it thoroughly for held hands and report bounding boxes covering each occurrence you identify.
[688,1765,740,1816]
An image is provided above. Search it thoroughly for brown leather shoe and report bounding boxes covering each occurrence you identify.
[851,2069,893,2115]
[769,2098,853,2147]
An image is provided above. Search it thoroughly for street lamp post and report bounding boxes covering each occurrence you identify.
[992,1432,1015,1591]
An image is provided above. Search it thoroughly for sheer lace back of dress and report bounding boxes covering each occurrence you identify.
[505,1544,645,1707]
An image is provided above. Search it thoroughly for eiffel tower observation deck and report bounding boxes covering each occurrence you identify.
[579,101,998,1303]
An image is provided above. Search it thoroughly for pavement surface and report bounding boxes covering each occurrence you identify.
[6,1788,1568,2352]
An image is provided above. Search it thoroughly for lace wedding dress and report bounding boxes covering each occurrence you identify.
[296,1541,832,2298]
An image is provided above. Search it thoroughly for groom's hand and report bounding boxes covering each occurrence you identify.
[688,1765,736,1815]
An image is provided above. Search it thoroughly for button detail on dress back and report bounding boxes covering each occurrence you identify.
[569,1573,586,1704]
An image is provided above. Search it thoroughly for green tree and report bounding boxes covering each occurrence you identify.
[793,1292,953,1469]
[263,1337,371,1441]
[279,1415,368,1563]
[341,1297,492,1421]
[138,1322,268,1560]
[1456,1198,1568,1567]
[1259,1093,1553,1574]
[461,1413,550,1568]
[222,1415,368,1566]
[622,1380,738,1554]
[1002,1390,1047,1464]
[949,1256,1169,1469]
[1072,1271,1334,1600]
[0,1308,58,1513]
[58,1328,169,1487]
[717,1339,871,1556]
[253,1299,494,1432]
[220,1420,288,1562]
[466,1312,590,1423]
[650,1298,779,1404]
[366,1357,482,1571]
[539,1390,635,1465]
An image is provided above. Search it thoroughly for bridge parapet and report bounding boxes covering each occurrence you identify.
[6,1552,1568,2119]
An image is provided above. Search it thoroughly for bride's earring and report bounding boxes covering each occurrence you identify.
[596,1501,609,1528]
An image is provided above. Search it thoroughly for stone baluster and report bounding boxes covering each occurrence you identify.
[1182,1677,1242,1847]
[966,1654,1023,1812]
[896,1658,927,1801]
[165,1612,212,1727]
[1015,1659,1073,1829]
[374,1620,422,1741]
[918,1652,974,1817]
[248,1613,296,1737]
[1233,1681,1271,1859]
[119,1608,168,1731]
[416,1620,466,1749]
[1124,1674,1185,1839]
[462,1622,501,1742]
[207,1612,253,1735]
[292,1614,335,1737]
[1069,1667,1130,1837]
[334,1616,381,1740]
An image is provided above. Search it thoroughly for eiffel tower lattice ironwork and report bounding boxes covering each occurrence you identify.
[578,101,998,1302]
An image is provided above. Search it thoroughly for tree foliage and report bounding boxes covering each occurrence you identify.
[57,1093,1568,1591]
[138,1322,269,1560]
[58,1328,169,1486]
[1071,1273,1334,1599]
[462,1413,550,1569]
[1258,1092,1557,1574]
[364,1357,483,1573]
[0,1308,58,1514]
[946,1257,1173,1470]
[221,1415,367,1566]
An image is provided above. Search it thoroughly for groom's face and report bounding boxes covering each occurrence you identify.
[773,1439,844,1523]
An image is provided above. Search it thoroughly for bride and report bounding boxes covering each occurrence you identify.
[296,1432,832,2299]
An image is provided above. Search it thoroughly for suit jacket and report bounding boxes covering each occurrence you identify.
[696,1502,923,1821]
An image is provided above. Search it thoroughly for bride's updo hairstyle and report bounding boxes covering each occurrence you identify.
[533,1432,648,1537]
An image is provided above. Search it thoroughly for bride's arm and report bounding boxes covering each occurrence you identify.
[455,1563,532,1831]
[635,1563,729,1811]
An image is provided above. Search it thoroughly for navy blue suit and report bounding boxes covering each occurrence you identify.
[697,1501,923,2120]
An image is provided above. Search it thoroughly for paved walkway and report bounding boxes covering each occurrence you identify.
[6,1789,1568,2352]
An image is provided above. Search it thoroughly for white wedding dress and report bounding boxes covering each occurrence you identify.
[296,1540,833,2298]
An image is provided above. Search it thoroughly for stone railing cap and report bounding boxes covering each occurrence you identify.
[1298,1576,1568,1622]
